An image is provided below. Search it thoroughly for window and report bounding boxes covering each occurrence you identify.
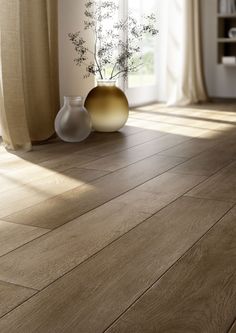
[120,0,160,106]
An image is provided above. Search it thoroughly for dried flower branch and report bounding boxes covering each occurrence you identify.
[68,0,158,80]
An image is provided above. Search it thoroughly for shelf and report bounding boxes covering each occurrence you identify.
[217,12,236,64]
[218,13,236,18]
[218,38,236,43]
[220,63,236,66]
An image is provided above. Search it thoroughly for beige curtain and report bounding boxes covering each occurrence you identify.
[0,0,59,151]
[165,0,208,106]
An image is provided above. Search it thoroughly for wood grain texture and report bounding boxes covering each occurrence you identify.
[0,167,108,219]
[0,197,231,333]
[0,126,142,172]
[127,117,207,138]
[205,131,236,158]
[131,106,236,131]
[0,173,205,290]
[0,220,48,256]
[160,137,219,159]
[3,154,184,229]
[0,128,169,194]
[135,172,206,196]
[0,281,36,318]
[170,149,233,176]
[82,133,189,172]
[106,207,236,333]
[187,161,236,203]
[0,103,236,332]
[0,153,97,193]
[0,141,86,167]
[79,128,167,157]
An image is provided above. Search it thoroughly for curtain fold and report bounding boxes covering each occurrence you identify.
[165,0,208,106]
[0,0,59,151]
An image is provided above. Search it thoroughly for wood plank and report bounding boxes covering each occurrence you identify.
[0,129,168,193]
[132,172,206,197]
[106,207,236,333]
[76,129,167,158]
[0,281,36,318]
[134,103,236,116]
[160,137,219,159]
[0,142,82,168]
[0,129,179,194]
[0,220,48,256]
[170,149,233,176]
[187,161,236,203]
[126,118,175,133]
[0,167,108,219]
[0,154,96,193]
[131,110,231,131]
[132,105,236,134]
[207,135,236,158]
[82,133,189,172]
[131,104,236,135]
[115,121,144,136]
[128,118,208,138]
[0,126,142,170]
[0,173,205,290]
[0,197,231,333]
[3,154,185,229]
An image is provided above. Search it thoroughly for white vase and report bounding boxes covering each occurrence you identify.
[55,96,91,142]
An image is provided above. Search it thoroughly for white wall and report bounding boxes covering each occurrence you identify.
[58,0,95,106]
[201,0,236,98]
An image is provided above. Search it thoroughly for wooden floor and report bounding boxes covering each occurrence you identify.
[0,103,236,332]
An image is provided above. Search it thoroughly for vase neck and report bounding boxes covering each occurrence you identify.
[97,79,117,87]
[64,96,83,107]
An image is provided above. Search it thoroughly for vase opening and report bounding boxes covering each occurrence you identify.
[97,79,117,87]
[64,96,83,107]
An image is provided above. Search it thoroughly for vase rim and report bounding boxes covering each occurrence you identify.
[97,79,116,82]
[96,79,117,87]
[64,96,83,100]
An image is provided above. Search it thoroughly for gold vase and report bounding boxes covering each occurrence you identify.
[84,80,129,132]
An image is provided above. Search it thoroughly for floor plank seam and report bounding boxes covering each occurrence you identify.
[184,193,236,204]
[78,131,170,158]
[63,132,165,162]
[0,280,38,293]
[0,219,51,231]
[0,228,51,259]
[227,317,236,333]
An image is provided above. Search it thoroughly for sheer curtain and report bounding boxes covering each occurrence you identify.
[159,0,208,105]
[0,0,59,151]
